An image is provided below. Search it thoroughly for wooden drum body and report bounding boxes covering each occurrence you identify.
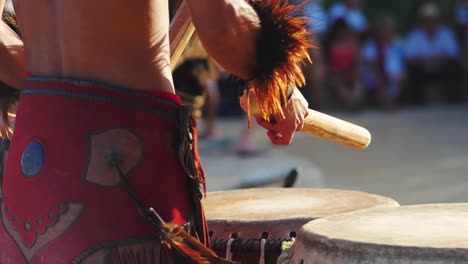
[204,188,399,264]
[289,204,468,264]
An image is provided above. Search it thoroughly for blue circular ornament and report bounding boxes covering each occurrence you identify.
[21,142,45,177]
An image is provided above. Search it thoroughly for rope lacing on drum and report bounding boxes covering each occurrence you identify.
[259,238,266,264]
[226,237,235,260]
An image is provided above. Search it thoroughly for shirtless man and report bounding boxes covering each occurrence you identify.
[0,0,308,262]
[0,10,23,90]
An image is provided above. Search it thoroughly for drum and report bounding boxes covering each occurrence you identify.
[204,188,399,264]
[288,203,468,264]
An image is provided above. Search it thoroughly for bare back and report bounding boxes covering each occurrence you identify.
[14,0,175,92]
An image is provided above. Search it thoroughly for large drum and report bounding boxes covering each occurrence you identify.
[204,188,399,264]
[288,203,468,264]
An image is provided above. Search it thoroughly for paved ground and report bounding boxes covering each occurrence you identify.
[200,104,468,206]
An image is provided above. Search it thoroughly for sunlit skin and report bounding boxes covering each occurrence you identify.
[12,0,260,92]
[0,0,25,89]
[3,0,308,145]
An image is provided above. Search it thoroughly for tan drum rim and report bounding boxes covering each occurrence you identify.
[298,233,468,261]
[204,188,400,222]
[296,203,468,260]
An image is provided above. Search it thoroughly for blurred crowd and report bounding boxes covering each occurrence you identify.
[172,0,468,156]
[175,0,468,113]
[298,0,468,110]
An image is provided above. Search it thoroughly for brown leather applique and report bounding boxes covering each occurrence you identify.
[83,128,144,187]
[1,201,84,262]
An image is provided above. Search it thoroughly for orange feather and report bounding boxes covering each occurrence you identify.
[248,0,314,121]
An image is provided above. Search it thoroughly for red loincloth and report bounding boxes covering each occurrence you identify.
[0,77,207,263]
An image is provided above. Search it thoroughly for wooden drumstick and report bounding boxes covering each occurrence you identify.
[169,1,371,150]
[302,109,371,149]
[169,1,195,70]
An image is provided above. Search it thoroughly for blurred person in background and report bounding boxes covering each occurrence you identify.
[325,18,364,110]
[172,58,212,120]
[173,31,267,157]
[456,0,468,43]
[404,2,463,104]
[202,66,267,157]
[456,0,468,78]
[362,15,405,110]
[173,35,219,136]
[328,0,367,34]
[288,0,327,109]
[302,0,327,109]
[202,71,222,139]
[303,0,328,36]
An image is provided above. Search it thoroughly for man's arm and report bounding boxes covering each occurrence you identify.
[186,0,261,80]
[0,20,25,89]
[0,1,23,135]
[186,0,310,145]
[0,0,26,90]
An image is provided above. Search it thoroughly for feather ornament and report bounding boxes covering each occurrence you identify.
[248,0,314,121]
[162,222,237,264]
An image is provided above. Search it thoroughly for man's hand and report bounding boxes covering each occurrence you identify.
[241,88,309,145]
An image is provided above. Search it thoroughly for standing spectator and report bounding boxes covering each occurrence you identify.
[289,0,327,35]
[289,0,327,108]
[404,2,463,104]
[456,0,468,77]
[197,65,267,157]
[457,0,468,31]
[362,15,405,109]
[325,18,364,109]
[328,0,367,34]
[303,0,328,36]
[456,0,468,48]
[172,58,211,119]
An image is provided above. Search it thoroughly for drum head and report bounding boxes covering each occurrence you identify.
[205,188,399,239]
[290,204,468,264]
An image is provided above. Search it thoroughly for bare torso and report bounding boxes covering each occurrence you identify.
[14,0,175,92]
